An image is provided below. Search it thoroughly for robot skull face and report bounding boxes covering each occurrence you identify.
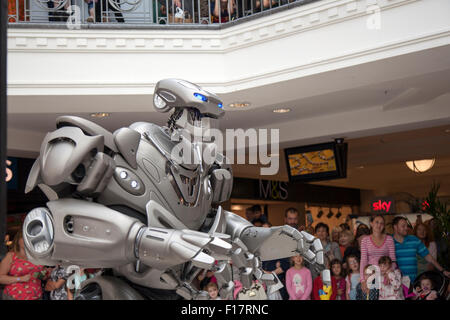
[153,79,224,119]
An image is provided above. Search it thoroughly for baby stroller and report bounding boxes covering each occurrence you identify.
[412,270,450,300]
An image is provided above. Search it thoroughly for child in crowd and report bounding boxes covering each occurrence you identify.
[45,265,70,300]
[356,264,379,300]
[67,268,96,300]
[345,254,360,300]
[414,276,438,300]
[197,269,217,290]
[378,256,404,300]
[330,259,346,300]
[312,258,337,300]
[206,282,221,300]
[285,254,312,300]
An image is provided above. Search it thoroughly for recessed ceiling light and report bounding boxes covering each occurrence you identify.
[273,108,291,113]
[357,166,364,169]
[90,112,110,118]
[229,102,250,108]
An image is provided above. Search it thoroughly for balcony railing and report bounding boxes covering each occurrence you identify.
[7,0,317,27]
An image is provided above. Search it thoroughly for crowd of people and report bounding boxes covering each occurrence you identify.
[1,206,449,300]
[8,0,299,25]
[0,230,102,300]
[198,206,450,300]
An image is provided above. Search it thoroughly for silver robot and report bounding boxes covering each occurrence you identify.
[22,79,330,300]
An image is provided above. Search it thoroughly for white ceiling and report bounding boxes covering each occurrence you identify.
[7,40,450,199]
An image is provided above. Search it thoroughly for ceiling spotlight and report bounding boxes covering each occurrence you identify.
[326,209,334,219]
[229,102,250,108]
[405,159,435,173]
[273,108,291,113]
[90,112,110,118]
[317,210,324,218]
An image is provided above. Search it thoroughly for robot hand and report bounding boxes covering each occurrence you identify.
[239,225,330,286]
[137,227,233,271]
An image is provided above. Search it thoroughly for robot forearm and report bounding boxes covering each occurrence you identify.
[23,199,143,268]
[23,199,231,272]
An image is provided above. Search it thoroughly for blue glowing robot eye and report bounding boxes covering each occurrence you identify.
[218,103,223,109]
[194,93,208,102]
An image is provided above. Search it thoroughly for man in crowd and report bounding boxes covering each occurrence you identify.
[392,216,450,283]
[261,207,300,299]
[250,205,268,224]
[245,206,255,222]
[285,207,299,229]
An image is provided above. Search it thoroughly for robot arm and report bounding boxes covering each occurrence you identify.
[23,199,232,270]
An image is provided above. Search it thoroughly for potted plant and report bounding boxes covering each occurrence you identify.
[422,183,450,269]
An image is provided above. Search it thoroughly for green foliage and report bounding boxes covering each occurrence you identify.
[424,183,450,237]
[424,183,450,268]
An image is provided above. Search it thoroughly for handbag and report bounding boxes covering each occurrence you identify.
[237,281,268,300]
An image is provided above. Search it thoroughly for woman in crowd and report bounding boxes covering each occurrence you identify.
[331,226,342,243]
[359,215,396,295]
[315,223,342,263]
[339,230,355,258]
[0,231,49,300]
[414,222,437,275]
[311,223,341,280]
[355,223,371,250]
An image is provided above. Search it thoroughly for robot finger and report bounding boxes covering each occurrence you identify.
[231,247,253,269]
[322,269,332,286]
[219,281,234,300]
[312,238,323,252]
[301,249,316,264]
[240,267,253,289]
[259,272,277,286]
[214,262,232,285]
[207,237,232,255]
[253,268,263,280]
[191,251,215,270]
[300,231,316,243]
[180,230,213,248]
[232,238,249,252]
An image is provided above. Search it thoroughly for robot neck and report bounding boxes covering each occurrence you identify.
[169,108,214,144]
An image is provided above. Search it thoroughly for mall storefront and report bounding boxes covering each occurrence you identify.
[224,177,361,231]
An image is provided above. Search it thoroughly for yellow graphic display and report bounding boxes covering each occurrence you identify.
[288,149,337,176]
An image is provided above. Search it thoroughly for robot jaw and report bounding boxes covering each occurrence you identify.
[153,78,225,119]
[170,108,218,144]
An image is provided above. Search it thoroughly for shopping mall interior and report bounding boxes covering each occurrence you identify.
[4,0,450,237]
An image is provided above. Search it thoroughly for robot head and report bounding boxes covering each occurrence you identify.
[153,79,224,119]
